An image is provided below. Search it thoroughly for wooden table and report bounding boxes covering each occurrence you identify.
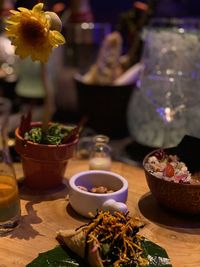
[0,159,199,267]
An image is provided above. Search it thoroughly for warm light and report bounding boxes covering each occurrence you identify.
[178,28,185,33]
[164,107,173,122]
[81,22,94,30]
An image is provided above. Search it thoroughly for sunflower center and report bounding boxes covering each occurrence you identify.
[20,17,47,45]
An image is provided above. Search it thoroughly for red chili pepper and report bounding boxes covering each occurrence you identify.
[164,163,174,177]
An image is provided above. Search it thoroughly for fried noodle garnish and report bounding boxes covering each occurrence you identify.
[78,211,149,266]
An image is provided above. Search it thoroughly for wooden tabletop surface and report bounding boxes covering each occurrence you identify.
[0,159,199,267]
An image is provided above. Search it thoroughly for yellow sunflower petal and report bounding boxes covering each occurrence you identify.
[5,3,65,63]
[5,19,19,25]
[30,45,51,63]
[15,46,30,59]
[9,10,19,15]
[32,52,49,63]
[6,15,20,23]
[49,31,66,46]
[17,7,31,13]
[32,3,44,13]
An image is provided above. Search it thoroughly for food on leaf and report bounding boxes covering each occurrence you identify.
[26,212,172,267]
[57,211,150,266]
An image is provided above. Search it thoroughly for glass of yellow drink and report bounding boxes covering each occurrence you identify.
[0,173,21,234]
[0,97,21,234]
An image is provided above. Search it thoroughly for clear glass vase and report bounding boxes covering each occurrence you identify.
[127,18,200,148]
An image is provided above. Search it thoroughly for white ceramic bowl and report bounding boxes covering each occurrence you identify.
[68,170,128,217]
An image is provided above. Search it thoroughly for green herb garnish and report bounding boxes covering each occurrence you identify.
[24,123,74,145]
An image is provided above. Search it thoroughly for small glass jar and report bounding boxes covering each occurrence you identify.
[89,135,112,170]
[76,136,93,159]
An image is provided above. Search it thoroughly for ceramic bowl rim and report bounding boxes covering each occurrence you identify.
[69,170,128,197]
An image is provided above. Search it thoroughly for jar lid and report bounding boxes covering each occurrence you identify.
[93,135,110,144]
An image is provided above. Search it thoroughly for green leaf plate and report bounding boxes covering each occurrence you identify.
[26,239,172,267]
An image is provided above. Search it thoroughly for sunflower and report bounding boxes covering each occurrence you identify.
[5,3,65,63]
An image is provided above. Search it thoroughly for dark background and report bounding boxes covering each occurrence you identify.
[15,0,200,27]
[90,0,200,24]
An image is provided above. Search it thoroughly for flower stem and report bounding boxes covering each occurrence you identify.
[40,62,54,134]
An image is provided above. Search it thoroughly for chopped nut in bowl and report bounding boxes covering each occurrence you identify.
[68,170,128,218]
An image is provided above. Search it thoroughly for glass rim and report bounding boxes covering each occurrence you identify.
[93,134,110,144]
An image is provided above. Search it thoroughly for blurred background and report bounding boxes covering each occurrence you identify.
[1,0,200,163]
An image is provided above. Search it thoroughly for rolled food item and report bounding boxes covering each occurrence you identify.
[57,211,147,267]
[57,228,103,267]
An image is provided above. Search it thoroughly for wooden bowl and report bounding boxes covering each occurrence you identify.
[143,149,200,215]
